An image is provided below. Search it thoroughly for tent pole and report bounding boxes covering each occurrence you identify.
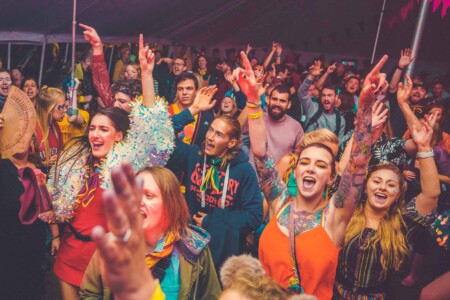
[69,0,77,108]
[64,43,69,63]
[108,45,115,73]
[371,0,387,64]
[38,41,46,86]
[7,42,11,69]
[406,0,430,77]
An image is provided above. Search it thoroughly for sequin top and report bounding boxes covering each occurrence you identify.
[47,100,174,223]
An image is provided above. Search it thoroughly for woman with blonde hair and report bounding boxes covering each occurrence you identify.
[35,86,66,172]
[122,63,141,80]
[276,128,339,187]
[243,51,387,298]
[216,96,238,118]
[333,96,440,298]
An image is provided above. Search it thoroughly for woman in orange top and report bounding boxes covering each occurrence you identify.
[238,51,389,298]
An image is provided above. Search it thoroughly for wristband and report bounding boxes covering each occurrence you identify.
[248,111,263,119]
[396,66,404,71]
[416,149,434,159]
[247,102,261,109]
[68,108,79,116]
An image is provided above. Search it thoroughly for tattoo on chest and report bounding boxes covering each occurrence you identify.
[278,205,323,236]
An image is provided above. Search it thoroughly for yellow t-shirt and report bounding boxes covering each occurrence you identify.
[58,109,90,145]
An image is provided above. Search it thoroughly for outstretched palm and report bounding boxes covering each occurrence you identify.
[398,48,413,69]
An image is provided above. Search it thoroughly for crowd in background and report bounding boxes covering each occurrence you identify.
[0,22,449,300]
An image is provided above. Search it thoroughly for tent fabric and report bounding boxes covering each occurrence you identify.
[0,0,449,62]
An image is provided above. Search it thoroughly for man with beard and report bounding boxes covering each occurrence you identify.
[246,84,304,169]
[298,61,346,139]
[389,79,429,137]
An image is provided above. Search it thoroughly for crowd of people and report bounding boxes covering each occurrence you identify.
[0,22,449,300]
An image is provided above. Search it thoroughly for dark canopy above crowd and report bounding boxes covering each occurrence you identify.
[1,0,449,63]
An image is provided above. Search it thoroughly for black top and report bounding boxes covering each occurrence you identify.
[0,159,46,299]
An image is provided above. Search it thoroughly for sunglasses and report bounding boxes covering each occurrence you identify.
[56,104,68,111]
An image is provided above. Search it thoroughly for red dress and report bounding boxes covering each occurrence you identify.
[54,187,107,286]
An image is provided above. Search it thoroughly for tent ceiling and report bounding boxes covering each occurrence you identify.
[1,0,449,62]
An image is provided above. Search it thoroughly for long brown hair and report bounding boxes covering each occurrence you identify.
[202,115,242,169]
[344,163,408,273]
[137,167,189,237]
[53,107,130,184]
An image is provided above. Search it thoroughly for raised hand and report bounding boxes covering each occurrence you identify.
[91,163,156,300]
[397,73,413,106]
[412,114,435,151]
[272,41,279,53]
[224,70,234,84]
[139,34,155,76]
[398,48,413,69]
[372,100,389,129]
[190,86,217,115]
[276,43,283,55]
[79,24,102,48]
[309,61,323,77]
[246,44,252,54]
[361,55,388,102]
[327,63,337,74]
[233,51,260,102]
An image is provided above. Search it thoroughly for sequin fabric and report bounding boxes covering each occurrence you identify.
[47,99,174,223]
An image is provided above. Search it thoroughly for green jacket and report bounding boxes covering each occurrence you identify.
[80,227,221,300]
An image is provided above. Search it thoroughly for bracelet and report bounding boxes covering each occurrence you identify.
[416,149,434,159]
[396,66,404,71]
[248,111,263,119]
[52,235,60,240]
[67,108,79,116]
[247,102,261,109]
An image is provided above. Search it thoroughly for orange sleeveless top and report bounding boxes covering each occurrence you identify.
[259,203,339,299]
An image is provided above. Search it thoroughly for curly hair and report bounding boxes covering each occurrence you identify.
[111,79,142,100]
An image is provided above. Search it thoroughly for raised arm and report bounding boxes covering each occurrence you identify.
[397,73,423,132]
[80,24,114,107]
[235,51,289,212]
[297,61,322,113]
[389,48,413,93]
[337,100,388,175]
[316,63,336,90]
[327,55,389,243]
[233,52,266,157]
[67,78,86,125]
[262,42,278,70]
[139,34,156,108]
[411,114,440,215]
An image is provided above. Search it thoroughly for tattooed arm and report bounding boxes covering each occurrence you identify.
[235,51,290,213]
[325,55,389,246]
